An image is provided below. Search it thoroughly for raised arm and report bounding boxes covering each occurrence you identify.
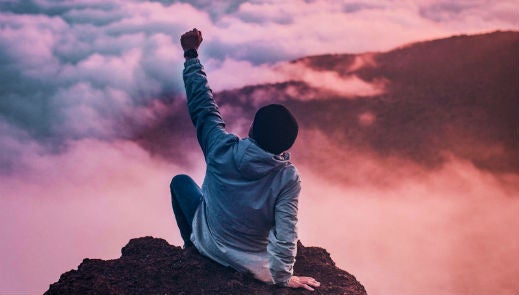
[181,29,228,158]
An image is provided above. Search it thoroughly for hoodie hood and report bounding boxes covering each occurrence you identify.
[233,138,291,180]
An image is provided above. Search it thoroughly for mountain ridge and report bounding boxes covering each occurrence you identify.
[212,30,519,181]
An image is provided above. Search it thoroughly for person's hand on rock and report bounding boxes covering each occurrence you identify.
[286,276,321,291]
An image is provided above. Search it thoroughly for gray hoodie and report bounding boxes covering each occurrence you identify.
[183,58,301,285]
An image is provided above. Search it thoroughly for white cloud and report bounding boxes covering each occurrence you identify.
[204,58,285,91]
[0,3,517,293]
[1,0,516,148]
[205,58,385,98]
[279,63,386,98]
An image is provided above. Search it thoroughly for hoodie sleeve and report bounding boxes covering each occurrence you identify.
[183,58,228,158]
[267,173,301,285]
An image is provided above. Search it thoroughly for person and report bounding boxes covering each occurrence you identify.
[170,28,320,291]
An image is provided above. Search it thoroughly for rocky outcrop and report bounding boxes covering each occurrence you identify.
[45,236,367,295]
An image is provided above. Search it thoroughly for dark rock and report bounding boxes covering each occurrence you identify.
[45,236,367,295]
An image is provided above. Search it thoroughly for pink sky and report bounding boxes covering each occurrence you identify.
[0,0,517,294]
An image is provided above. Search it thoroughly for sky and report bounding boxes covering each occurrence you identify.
[0,0,518,294]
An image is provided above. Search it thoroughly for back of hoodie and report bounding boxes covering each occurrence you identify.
[205,137,299,252]
[183,58,301,285]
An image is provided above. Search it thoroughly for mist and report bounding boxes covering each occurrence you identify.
[0,139,197,293]
[293,131,518,294]
[2,132,516,294]
[1,0,518,294]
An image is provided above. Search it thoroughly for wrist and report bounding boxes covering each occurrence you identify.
[184,48,198,60]
[276,277,291,287]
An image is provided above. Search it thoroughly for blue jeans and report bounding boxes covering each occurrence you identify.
[170,174,202,248]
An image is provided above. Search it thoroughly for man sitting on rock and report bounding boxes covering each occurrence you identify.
[170,28,320,291]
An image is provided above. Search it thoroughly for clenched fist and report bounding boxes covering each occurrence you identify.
[180,28,203,51]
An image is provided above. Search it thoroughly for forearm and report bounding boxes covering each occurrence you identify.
[268,178,301,284]
[183,58,225,155]
[268,230,297,285]
[183,58,220,124]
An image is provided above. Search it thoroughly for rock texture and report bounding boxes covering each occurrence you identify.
[45,236,366,295]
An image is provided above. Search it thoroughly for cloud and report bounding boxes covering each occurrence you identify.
[204,58,286,91]
[0,1,517,294]
[0,1,196,166]
[291,129,519,294]
[61,6,126,25]
[342,2,384,13]
[148,0,248,21]
[206,57,385,98]
[1,0,516,157]
[279,63,386,98]
[419,0,519,25]
[1,129,517,294]
[203,0,517,61]
[0,119,45,175]
[0,138,201,293]
[298,156,519,294]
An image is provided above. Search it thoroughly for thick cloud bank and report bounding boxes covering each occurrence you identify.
[1,0,517,170]
[0,1,517,294]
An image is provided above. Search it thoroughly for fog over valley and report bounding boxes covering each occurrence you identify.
[1,1,517,294]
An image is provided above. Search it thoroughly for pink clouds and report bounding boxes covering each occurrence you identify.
[280,64,386,98]
[205,58,386,98]
[348,54,377,72]
[299,170,519,294]
[204,58,285,91]
[1,0,516,146]
[0,0,518,294]
[3,129,515,294]
[0,138,203,293]
[208,0,517,57]
[358,112,376,126]
[296,132,519,294]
